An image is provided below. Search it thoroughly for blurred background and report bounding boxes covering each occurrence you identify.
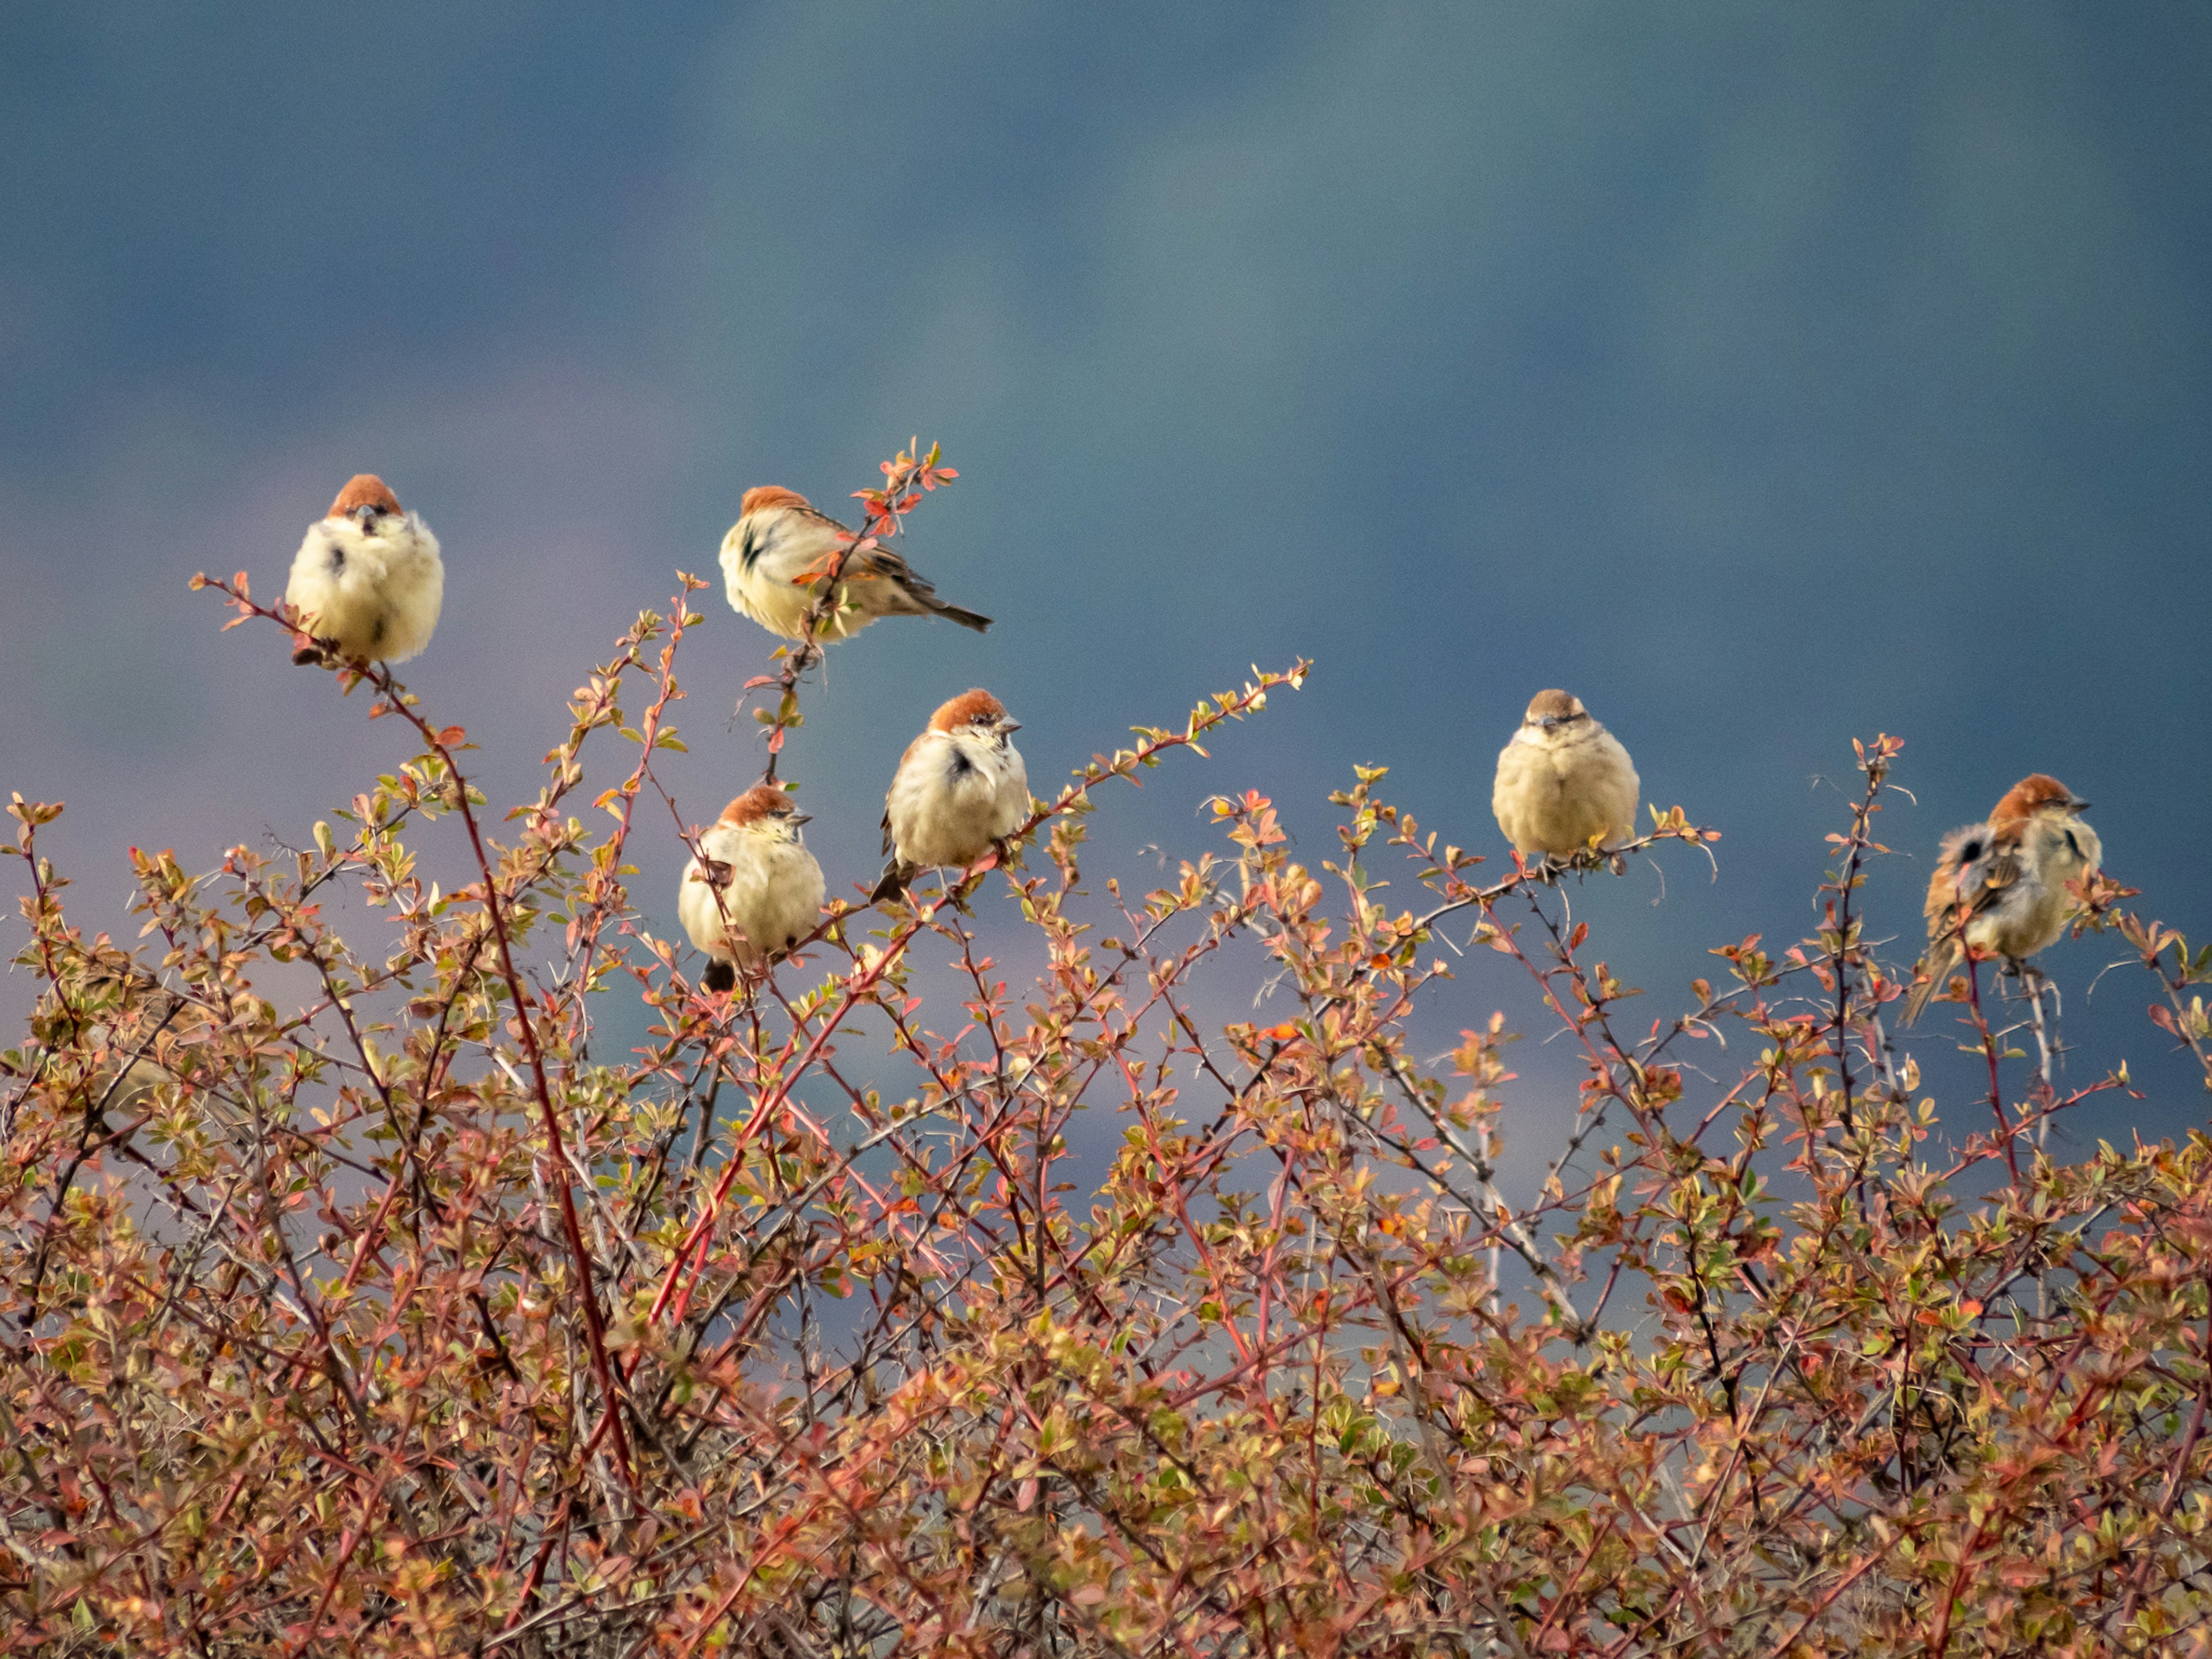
[4,3,2208,1161]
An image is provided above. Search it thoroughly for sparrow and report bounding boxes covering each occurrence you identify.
[282,474,444,666]
[1900,773,2101,1025]
[78,972,202,1117]
[717,485,991,644]
[677,785,827,993]
[1491,690,1642,862]
[870,689,1028,903]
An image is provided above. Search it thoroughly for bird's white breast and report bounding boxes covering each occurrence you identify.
[679,821,825,965]
[887,731,1029,870]
[283,514,444,662]
[1492,727,1639,856]
[1977,816,2101,960]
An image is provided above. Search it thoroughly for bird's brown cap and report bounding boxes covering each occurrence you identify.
[329,475,402,517]
[1524,689,1588,723]
[929,689,1009,733]
[1991,773,2090,823]
[719,784,803,827]
[740,486,812,517]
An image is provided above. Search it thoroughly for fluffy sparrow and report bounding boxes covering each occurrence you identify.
[718,485,990,643]
[283,474,444,665]
[678,785,827,993]
[1492,690,1641,862]
[871,689,1028,903]
[1901,774,2101,1025]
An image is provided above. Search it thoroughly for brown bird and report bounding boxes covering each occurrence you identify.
[1900,774,2101,1025]
[283,474,444,665]
[678,786,827,993]
[717,485,991,642]
[1491,690,1641,862]
[870,689,1028,903]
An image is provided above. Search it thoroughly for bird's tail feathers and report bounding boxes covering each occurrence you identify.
[1899,945,1960,1028]
[702,959,737,995]
[931,601,993,633]
[870,860,912,905]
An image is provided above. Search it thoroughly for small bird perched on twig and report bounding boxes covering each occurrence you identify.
[1492,690,1642,864]
[283,474,444,666]
[717,486,991,645]
[677,785,827,993]
[872,690,1028,904]
[1901,773,2101,1025]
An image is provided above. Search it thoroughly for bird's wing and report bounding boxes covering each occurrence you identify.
[1923,822,2028,948]
[847,538,937,597]
[788,499,848,535]
[781,499,882,572]
[1904,824,2029,1025]
[771,503,938,594]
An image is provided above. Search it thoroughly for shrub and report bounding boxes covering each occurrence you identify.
[5,442,2211,1656]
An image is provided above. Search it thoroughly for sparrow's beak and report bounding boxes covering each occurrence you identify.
[353,505,384,528]
[788,812,813,827]
[998,719,1022,735]
[1539,716,1560,732]
[2068,796,2092,812]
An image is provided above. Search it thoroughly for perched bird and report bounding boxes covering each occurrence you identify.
[1491,690,1642,862]
[677,785,827,993]
[871,689,1028,903]
[283,475,444,666]
[717,485,991,643]
[76,970,209,1117]
[1900,774,2101,1025]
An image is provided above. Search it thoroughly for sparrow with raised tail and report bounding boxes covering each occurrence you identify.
[678,785,827,993]
[283,475,444,666]
[717,486,991,643]
[1492,690,1642,862]
[871,690,1028,903]
[1900,773,2101,1025]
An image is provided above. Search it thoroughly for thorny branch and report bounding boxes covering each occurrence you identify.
[0,449,2196,1657]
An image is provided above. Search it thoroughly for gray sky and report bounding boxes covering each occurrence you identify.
[5,3,2209,1144]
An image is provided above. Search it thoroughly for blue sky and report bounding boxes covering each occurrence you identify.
[5,4,2209,1145]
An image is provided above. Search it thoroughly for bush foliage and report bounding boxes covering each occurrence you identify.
[6,445,2212,1657]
